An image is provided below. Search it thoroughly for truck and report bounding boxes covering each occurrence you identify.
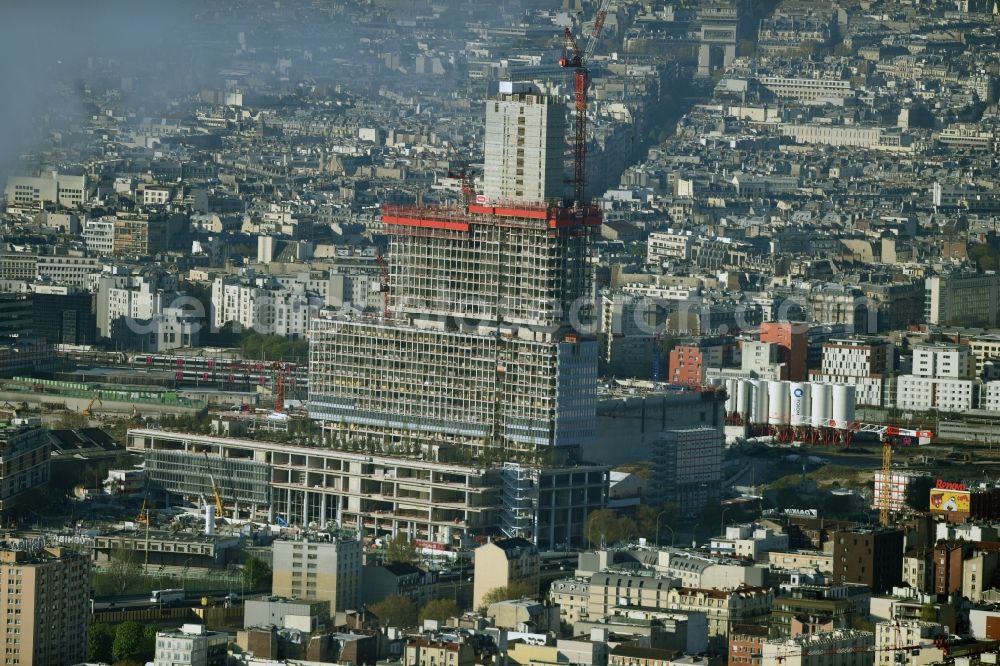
[150,588,185,604]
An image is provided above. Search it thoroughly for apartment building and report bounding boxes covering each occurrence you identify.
[872,470,929,514]
[4,172,87,209]
[666,587,773,642]
[873,620,945,666]
[0,547,91,666]
[405,640,476,666]
[93,273,176,339]
[965,334,1000,377]
[925,272,1000,328]
[832,529,903,594]
[482,81,566,204]
[0,424,51,513]
[647,230,694,265]
[810,337,894,407]
[710,524,790,563]
[895,343,978,412]
[600,293,659,379]
[913,343,973,379]
[472,537,539,610]
[649,428,723,516]
[761,629,874,666]
[34,254,102,289]
[548,579,590,625]
[0,294,31,342]
[668,339,728,386]
[154,624,228,666]
[760,322,807,381]
[272,538,361,612]
[756,76,853,103]
[113,211,185,256]
[83,218,115,255]
[212,275,322,338]
[729,625,767,666]
[779,124,912,151]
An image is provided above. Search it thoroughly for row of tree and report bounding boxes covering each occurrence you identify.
[88,621,156,665]
[368,595,462,629]
[585,502,681,547]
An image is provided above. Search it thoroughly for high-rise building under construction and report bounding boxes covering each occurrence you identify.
[308,82,606,546]
[310,82,600,455]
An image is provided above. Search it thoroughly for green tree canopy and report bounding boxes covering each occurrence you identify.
[112,621,156,663]
[87,623,115,663]
[370,594,418,629]
[107,545,142,595]
[419,598,461,623]
[479,579,537,610]
[384,533,419,565]
[635,502,681,545]
[243,556,272,589]
[586,509,638,547]
[239,330,309,362]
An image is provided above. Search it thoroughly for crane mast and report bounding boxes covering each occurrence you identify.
[559,0,611,206]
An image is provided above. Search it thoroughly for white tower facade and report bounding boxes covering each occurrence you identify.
[483,81,567,205]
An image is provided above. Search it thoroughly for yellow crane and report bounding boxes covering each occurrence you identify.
[82,393,103,418]
[203,452,225,517]
[137,495,149,524]
[869,424,935,526]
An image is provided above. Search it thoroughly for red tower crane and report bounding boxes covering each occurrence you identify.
[447,144,477,207]
[559,0,610,206]
[274,363,286,413]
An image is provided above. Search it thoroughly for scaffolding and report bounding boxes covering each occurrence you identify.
[500,463,538,539]
[381,204,597,330]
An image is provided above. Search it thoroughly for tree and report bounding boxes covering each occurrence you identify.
[369,594,418,629]
[106,544,142,595]
[384,533,419,565]
[635,503,680,544]
[586,509,637,547]
[87,623,115,663]
[112,621,155,663]
[57,411,89,430]
[419,598,461,623]
[479,579,537,609]
[243,556,272,589]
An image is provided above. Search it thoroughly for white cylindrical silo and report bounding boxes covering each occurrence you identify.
[725,378,737,413]
[736,379,751,416]
[832,383,856,429]
[205,504,216,535]
[750,379,769,424]
[810,382,833,427]
[790,382,811,426]
[767,380,790,425]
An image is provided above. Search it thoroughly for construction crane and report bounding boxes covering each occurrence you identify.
[559,0,611,206]
[871,424,935,526]
[82,393,103,418]
[203,452,225,518]
[376,254,391,319]
[136,493,150,524]
[447,144,477,207]
[272,362,286,413]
